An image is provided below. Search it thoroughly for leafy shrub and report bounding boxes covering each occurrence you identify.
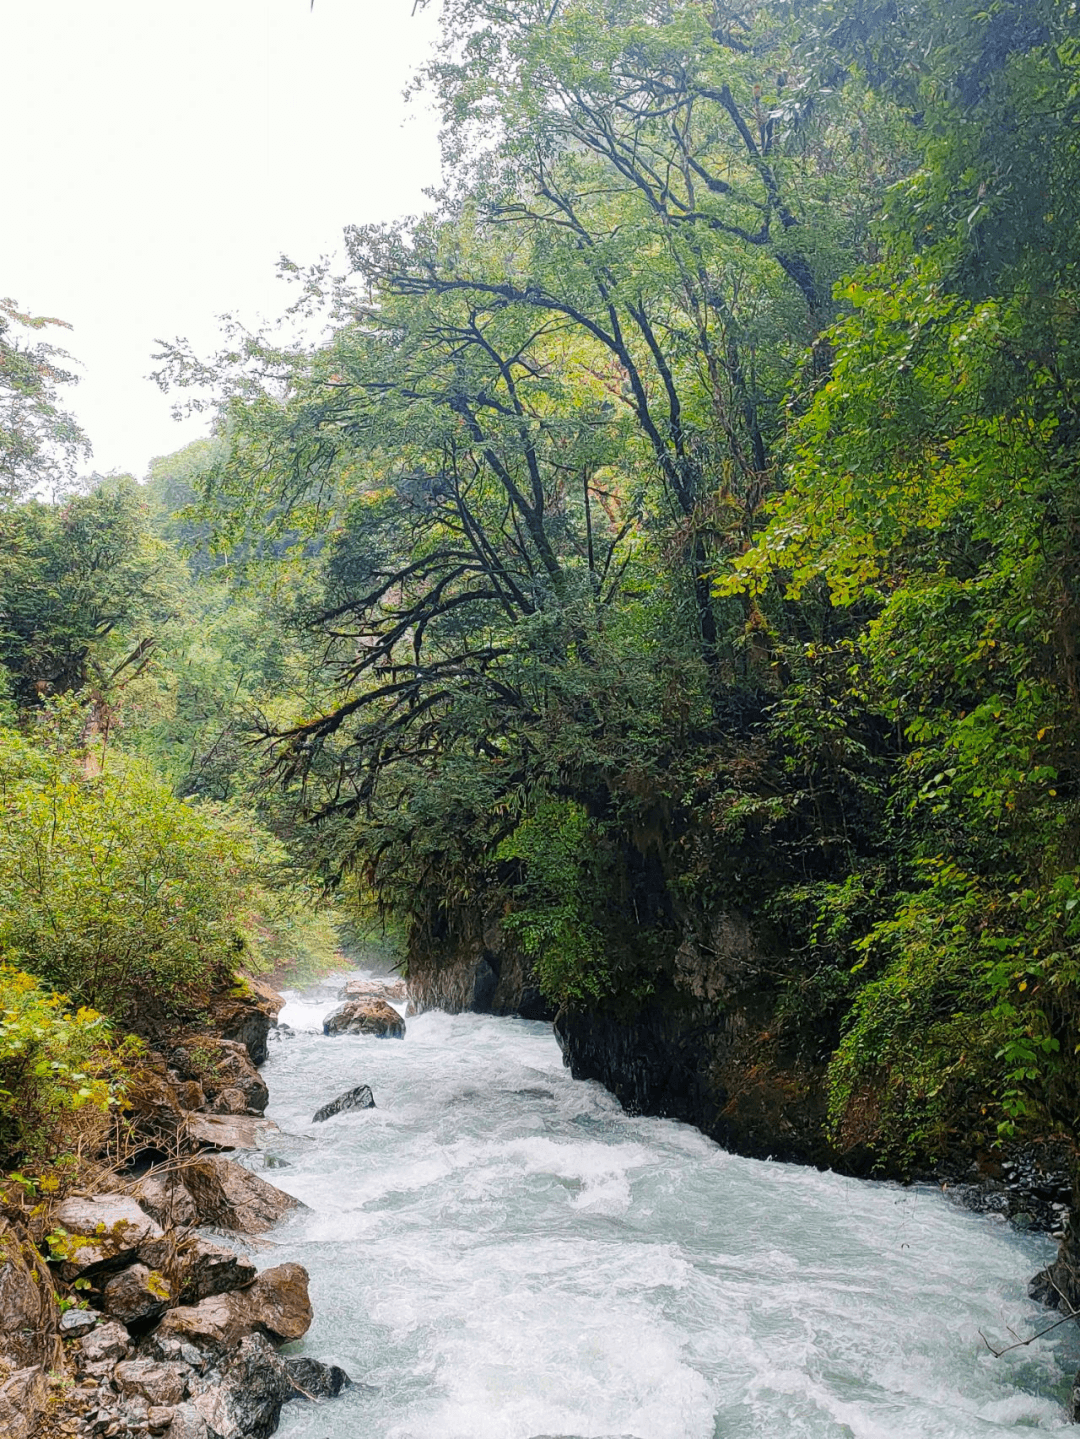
[0,963,114,1167]
[496,799,611,1007]
[0,733,271,1026]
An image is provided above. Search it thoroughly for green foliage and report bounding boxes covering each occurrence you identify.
[0,727,278,1025]
[0,297,89,503]
[0,478,181,707]
[496,800,610,1007]
[0,964,114,1167]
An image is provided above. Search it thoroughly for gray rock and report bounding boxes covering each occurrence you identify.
[102,1262,171,1324]
[323,998,405,1038]
[338,977,406,1002]
[114,1358,187,1406]
[58,1305,98,1337]
[284,1355,351,1398]
[129,1172,199,1229]
[179,1154,299,1233]
[138,1230,257,1305]
[189,1334,294,1439]
[162,1400,209,1439]
[50,1194,162,1280]
[182,1112,282,1153]
[0,1365,48,1439]
[155,1262,312,1350]
[169,1037,269,1115]
[312,1084,376,1123]
[80,1320,131,1363]
[0,1217,62,1370]
[207,1086,249,1116]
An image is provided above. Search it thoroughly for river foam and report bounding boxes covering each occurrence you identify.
[257,973,1079,1438]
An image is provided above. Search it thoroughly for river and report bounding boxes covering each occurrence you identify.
[253,971,1079,1438]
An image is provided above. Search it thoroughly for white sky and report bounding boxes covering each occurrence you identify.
[2,0,442,479]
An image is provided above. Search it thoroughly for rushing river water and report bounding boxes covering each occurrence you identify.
[255,972,1079,1439]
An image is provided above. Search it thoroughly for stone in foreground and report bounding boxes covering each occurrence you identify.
[156,1262,313,1350]
[183,1111,282,1152]
[323,998,405,1038]
[50,1194,162,1280]
[312,1084,376,1123]
[180,1155,299,1233]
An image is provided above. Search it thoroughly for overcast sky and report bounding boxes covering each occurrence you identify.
[2,1,442,479]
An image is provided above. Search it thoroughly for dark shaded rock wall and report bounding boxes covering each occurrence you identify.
[406,906,553,1021]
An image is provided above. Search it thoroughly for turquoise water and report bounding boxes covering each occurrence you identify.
[255,973,1078,1439]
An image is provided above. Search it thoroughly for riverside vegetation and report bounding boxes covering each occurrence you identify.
[3,0,1080,1430]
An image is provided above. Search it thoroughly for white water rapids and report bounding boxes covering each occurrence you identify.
[252,972,1079,1438]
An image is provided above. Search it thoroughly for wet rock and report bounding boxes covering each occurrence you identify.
[0,1364,49,1439]
[339,977,406,1002]
[156,1263,312,1350]
[172,1234,257,1305]
[206,1087,249,1116]
[1030,1205,1080,1314]
[162,1401,209,1439]
[189,1334,294,1439]
[180,1155,299,1233]
[170,1080,206,1112]
[80,1321,131,1364]
[130,1172,199,1230]
[51,1195,162,1281]
[312,1084,375,1123]
[58,1306,99,1338]
[284,1355,351,1398]
[154,1293,251,1352]
[102,1263,171,1324]
[206,978,284,1067]
[243,1263,313,1342]
[182,1112,281,1153]
[169,1037,269,1116]
[0,1216,63,1369]
[323,998,405,1038]
[114,1359,187,1406]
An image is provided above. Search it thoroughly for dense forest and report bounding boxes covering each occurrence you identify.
[2,0,1079,1192]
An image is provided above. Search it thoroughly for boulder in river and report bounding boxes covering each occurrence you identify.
[283,1355,352,1398]
[312,1083,375,1122]
[323,998,405,1038]
[339,976,407,1002]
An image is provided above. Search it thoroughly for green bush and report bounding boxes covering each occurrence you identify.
[496,799,611,1007]
[0,963,113,1167]
[0,732,268,1025]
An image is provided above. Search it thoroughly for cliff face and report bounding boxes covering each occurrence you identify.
[553,904,833,1167]
[405,904,553,1021]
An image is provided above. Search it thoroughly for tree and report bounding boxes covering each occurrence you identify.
[0,298,89,503]
[0,478,180,710]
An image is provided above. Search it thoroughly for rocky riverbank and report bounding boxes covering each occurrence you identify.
[0,978,352,1439]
